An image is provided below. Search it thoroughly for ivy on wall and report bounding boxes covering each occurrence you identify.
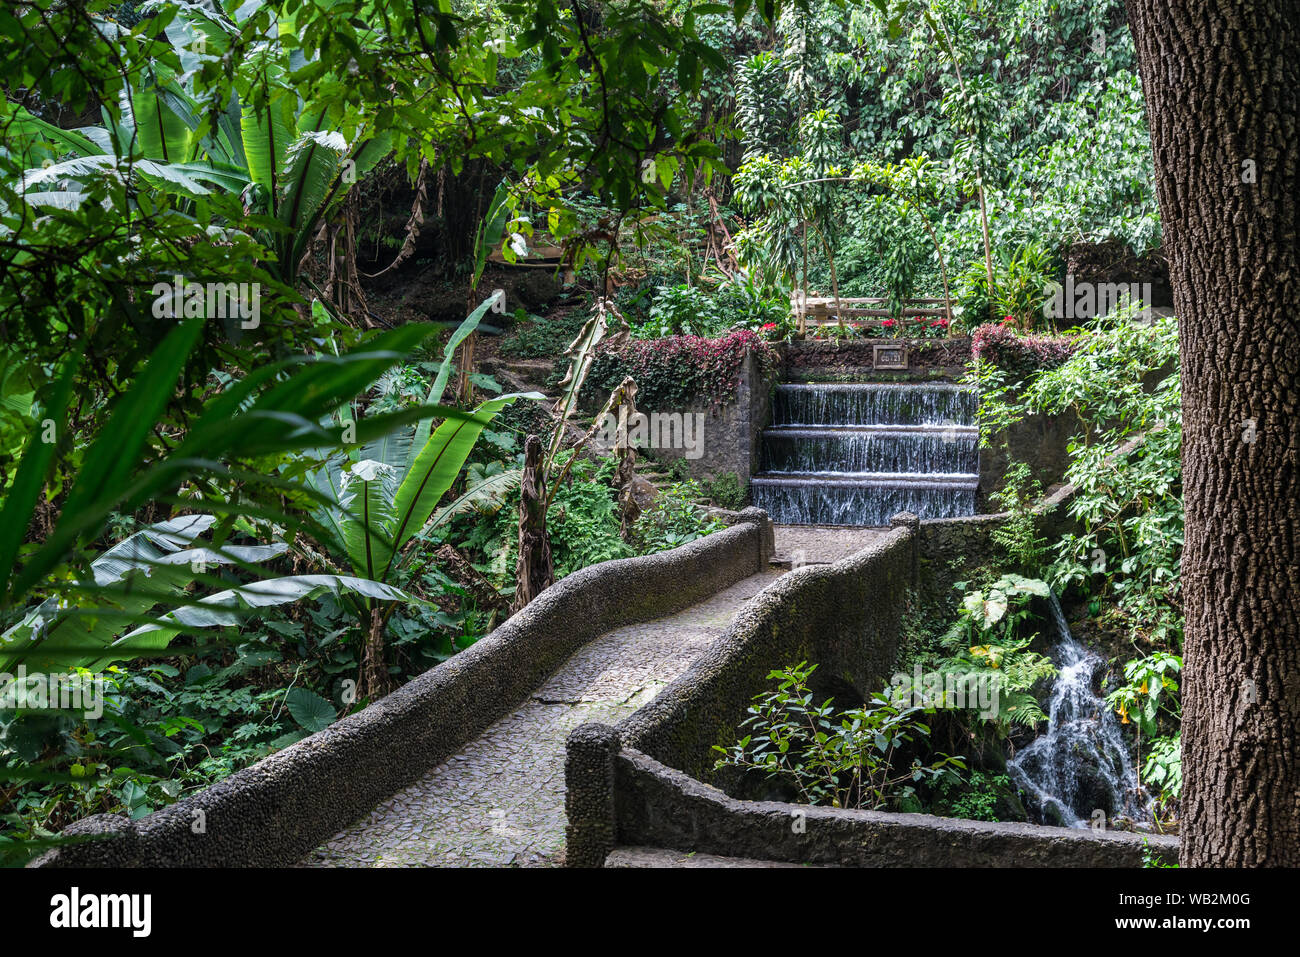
[585,330,779,411]
[971,322,1077,383]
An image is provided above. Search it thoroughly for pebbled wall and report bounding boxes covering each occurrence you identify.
[612,748,1179,867]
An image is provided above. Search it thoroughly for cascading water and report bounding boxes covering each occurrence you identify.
[1008,593,1152,828]
[751,382,978,525]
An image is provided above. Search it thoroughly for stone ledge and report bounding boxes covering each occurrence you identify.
[613,747,1179,868]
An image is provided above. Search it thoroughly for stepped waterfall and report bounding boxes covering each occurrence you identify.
[751,382,979,526]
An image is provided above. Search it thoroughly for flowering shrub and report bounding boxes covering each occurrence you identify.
[585,329,779,410]
[971,322,1077,382]
[804,315,951,340]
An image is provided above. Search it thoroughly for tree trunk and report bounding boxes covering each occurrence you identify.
[359,604,390,702]
[512,434,554,614]
[1126,0,1299,866]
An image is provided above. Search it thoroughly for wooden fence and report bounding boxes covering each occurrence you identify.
[793,295,954,327]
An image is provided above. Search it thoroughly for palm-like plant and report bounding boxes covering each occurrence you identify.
[302,298,543,695]
[7,2,389,287]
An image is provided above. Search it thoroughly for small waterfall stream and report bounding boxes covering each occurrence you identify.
[1008,594,1151,828]
[751,382,978,526]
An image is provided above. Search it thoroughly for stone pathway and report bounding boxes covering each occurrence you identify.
[303,570,783,867]
[772,524,886,566]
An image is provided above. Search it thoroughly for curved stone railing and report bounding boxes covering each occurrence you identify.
[34,510,774,867]
[565,495,1180,868]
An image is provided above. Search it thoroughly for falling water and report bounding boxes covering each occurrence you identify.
[752,382,978,525]
[773,382,976,427]
[1008,594,1152,828]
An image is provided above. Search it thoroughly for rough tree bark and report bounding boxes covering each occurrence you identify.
[512,434,554,614]
[359,605,390,701]
[1126,0,1299,866]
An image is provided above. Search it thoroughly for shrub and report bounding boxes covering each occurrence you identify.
[584,329,779,411]
[628,480,726,554]
[971,322,1077,383]
[929,770,1017,822]
[713,662,965,810]
[702,471,746,510]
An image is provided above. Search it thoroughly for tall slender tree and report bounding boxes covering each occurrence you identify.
[1125,0,1299,866]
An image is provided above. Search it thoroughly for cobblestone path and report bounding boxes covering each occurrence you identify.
[303,569,783,867]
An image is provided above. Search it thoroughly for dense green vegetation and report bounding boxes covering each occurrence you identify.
[0,0,1182,863]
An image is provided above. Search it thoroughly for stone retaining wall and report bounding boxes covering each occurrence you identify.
[645,348,776,486]
[34,512,773,868]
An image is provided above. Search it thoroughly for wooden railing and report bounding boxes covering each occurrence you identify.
[793,295,954,325]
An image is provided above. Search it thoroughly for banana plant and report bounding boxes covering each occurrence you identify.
[296,296,542,696]
[6,3,390,286]
[0,317,473,671]
[308,299,544,585]
[0,514,418,675]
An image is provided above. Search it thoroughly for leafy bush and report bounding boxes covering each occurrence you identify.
[628,481,726,554]
[584,329,779,411]
[714,662,965,810]
[956,243,1058,331]
[929,770,1016,822]
[971,322,1077,385]
[990,462,1048,572]
[627,276,788,341]
[639,285,732,339]
[702,472,746,511]
[1021,312,1183,647]
[930,575,1059,730]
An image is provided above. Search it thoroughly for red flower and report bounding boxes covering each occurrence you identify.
[883,319,896,328]
[761,322,777,330]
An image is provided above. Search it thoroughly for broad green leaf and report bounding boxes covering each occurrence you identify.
[239,81,296,206]
[103,574,421,669]
[388,392,540,571]
[284,687,336,733]
[279,130,348,264]
[0,356,78,602]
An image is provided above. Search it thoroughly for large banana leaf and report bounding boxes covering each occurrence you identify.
[386,392,541,576]
[101,574,421,670]
[128,76,198,163]
[279,129,348,264]
[4,107,100,164]
[338,459,400,579]
[408,296,498,472]
[0,514,288,674]
[19,154,118,190]
[348,132,394,185]
[165,160,251,193]
[239,80,296,207]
